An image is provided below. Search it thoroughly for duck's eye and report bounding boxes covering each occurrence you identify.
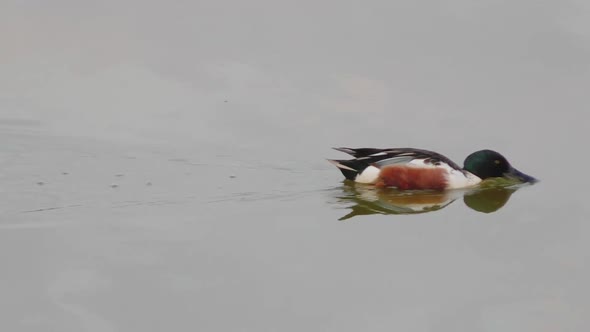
[494,160,501,165]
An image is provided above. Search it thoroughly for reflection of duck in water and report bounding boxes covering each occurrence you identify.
[329,147,537,189]
[337,182,522,220]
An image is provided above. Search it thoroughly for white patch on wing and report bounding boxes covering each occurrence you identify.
[355,165,380,183]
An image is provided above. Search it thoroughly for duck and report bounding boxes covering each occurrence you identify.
[328,147,537,190]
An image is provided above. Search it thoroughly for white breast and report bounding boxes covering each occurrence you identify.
[408,159,482,189]
[446,170,482,189]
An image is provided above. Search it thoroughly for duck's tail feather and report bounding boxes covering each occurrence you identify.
[327,159,371,181]
[333,147,387,158]
[332,147,358,156]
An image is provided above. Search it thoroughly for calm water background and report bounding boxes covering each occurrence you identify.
[1,1,589,331]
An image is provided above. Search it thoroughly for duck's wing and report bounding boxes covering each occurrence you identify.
[333,147,463,170]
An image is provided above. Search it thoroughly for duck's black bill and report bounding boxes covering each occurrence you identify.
[504,167,538,183]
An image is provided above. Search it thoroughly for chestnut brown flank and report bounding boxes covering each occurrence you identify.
[376,166,448,190]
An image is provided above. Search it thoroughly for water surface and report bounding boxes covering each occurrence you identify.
[1,1,589,331]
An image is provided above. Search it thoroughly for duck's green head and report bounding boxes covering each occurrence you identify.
[463,149,537,183]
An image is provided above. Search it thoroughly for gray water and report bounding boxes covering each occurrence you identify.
[1,1,589,331]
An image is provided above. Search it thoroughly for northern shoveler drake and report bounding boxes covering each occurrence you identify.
[329,147,537,190]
